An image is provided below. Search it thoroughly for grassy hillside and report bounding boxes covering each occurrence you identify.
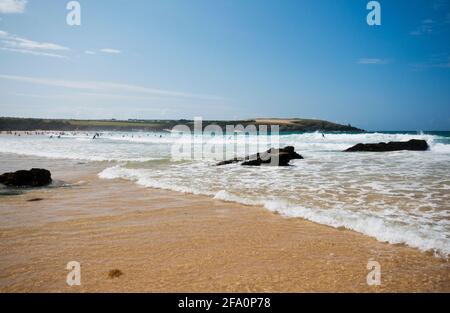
[0,117,364,132]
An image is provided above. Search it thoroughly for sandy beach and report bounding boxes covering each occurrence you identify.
[1,0,450,297]
[0,153,448,292]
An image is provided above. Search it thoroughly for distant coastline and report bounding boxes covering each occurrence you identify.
[0,117,364,133]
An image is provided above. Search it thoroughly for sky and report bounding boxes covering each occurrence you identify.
[0,0,449,131]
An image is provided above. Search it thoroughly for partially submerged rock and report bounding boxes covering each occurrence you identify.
[216,158,243,166]
[0,169,52,187]
[217,146,304,167]
[344,139,429,152]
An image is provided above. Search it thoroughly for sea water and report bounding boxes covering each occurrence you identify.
[0,131,449,257]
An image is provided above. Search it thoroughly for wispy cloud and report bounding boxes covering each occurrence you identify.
[100,48,121,54]
[85,48,121,55]
[0,0,27,14]
[8,91,230,114]
[0,47,68,58]
[0,30,69,58]
[357,58,390,65]
[2,38,68,51]
[9,91,165,102]
[432,0,449,10]
[0,74,226,101]
[411,53,450,70]
[410,19,435,36]
[422,19,435,24]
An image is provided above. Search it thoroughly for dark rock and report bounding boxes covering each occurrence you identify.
[0,169,52,187]
[217,146,303,167]
[344,139,429,152]
[216,158,243,166]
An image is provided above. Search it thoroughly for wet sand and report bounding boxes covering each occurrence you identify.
[0,155,449,292]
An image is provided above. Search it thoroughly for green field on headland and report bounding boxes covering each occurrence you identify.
[0,117,363,132]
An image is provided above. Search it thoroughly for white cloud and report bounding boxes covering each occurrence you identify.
[411,53,450,70]
[0,74,225,101]
[9,92,164,102]
[410,19,434,36]
[0,0,27,14]
[2,38,69,50]
[357,58,390,65]
[0,30,70,58]
[85,50,96,55]
[100,48,121,54]
[0,47,67,58]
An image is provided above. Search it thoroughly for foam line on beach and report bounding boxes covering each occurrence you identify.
[99,165,450,258]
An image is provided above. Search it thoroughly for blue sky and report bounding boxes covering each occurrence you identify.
[0,0,449,130]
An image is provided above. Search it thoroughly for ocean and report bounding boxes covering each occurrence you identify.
[1,130,449,257]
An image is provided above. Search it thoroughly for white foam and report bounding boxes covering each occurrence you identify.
[430,143,450,154]
[99,165,450,258]
[2,130,449,257]
[0,136,166,162]
[1,131,448,162]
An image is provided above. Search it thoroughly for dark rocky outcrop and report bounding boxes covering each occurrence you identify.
[217,146,303,167]
[216,158,243,166]
[0,169,52,187]
[344,139,429,152]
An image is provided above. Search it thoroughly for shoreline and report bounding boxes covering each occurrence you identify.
[0,154,449,292]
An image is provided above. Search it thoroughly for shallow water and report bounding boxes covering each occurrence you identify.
[1,131,449,257]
